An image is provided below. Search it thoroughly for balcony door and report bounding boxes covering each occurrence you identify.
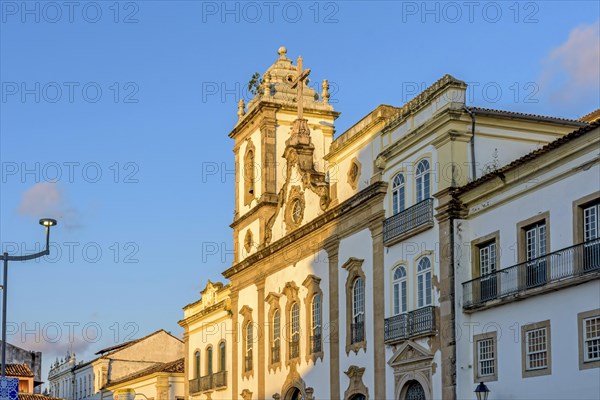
[525,222,547,288]
[584,202,600,271]
[479,242,497,301]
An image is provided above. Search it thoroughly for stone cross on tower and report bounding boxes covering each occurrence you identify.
[290,56,310,120]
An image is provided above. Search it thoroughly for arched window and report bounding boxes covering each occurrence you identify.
[206,346,213,375]
[194,350,201,379]
[311,294,322,353]
[417,257,432,307]
[392,173,405,214]
[219,342,226,372]
[416,159,430,202]
[393,266,407,315]
[245,322,253,372]
[352,277,365,343]
[272,309,281,363]
[290,302,300,358]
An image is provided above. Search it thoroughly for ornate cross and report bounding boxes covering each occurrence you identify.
[290,56,310,120]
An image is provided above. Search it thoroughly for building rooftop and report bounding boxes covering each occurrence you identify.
[3,363,34,378]
[105,357,184,388]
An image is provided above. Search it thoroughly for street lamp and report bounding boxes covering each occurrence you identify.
[0,218,57,377]
[474,382,490,400]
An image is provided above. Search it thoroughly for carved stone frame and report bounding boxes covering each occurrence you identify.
[347,157,362,190]
[285,185,305,232]
[265,292,283,373]
[389,340,433,400]
[282,282,301,366]
[244,229,254,255]
[302,275,324,364]
[239,305,254,380]
[342,258,366,355]
[343,365,369,400]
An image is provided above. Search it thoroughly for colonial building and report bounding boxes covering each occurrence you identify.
[451,121,600,399]
[180,47,589,400]
[48,330,183,399]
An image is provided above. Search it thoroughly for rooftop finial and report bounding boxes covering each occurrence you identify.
[321,79,330,104]
[278,46,287,59]
[237,99,246,119]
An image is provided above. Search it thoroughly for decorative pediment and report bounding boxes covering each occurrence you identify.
[282,281,299,299]
[343,365,369,400]
[265,292,282,307]
[341,257,364,272]
[239,305,253,320]
[200,280,223,307]
[388,340,433,367]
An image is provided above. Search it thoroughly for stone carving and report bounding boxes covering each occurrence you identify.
[343,365,369,400]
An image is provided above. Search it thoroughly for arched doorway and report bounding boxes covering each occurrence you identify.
[285,387,303,400]
[350,395,366,400]
[403,380,426,400]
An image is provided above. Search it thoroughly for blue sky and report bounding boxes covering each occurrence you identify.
[0,0,598,386]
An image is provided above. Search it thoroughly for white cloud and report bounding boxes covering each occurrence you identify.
[17,182,81,229]
[540,20,600,105]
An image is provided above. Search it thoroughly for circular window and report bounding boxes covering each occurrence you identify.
[292,199,303,224]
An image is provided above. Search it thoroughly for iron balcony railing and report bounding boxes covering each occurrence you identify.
[244,355,253,372]
[310,333,322,354]
[351,321,365,344]
[383,198,434,244]
[271,344,280,364]
[384,306,436,343]
[197,370,227,391]
[289,339,300,359]
[189,377,200,394]
[463,238,600,308]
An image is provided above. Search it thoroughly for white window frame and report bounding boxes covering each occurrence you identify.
[526,222,546,260]
[584,203,600,241]
[477,338,495,377]
[415,159,430,203]
[479,242,497,276]
[392,173,405,215]
[392,266,407,315]
[417,257,432,308]
[583,315,600,362]
[526,327,548,370]
[311,294,322,337]
[291,302,300,343]
[352,277,365,323]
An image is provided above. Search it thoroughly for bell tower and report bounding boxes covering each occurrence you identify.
[229,47,339,264]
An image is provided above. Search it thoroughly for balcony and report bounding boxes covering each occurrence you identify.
[351,321,365,344]
[195,371,227,393]
[189,377,200,394]
[384,306,436,344]
[384,198,434,245]
[463,239,600,310]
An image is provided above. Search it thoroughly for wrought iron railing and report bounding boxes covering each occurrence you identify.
[463,239,600,308]
[384,306,436,343]
[289,339,300,359]
[383,198,434,243]
[244,355,253,372]
[310,334,322,354]
[271,344,280,364]
[189,377,200,394]
[197,370,227,391]
[351,321,365,344]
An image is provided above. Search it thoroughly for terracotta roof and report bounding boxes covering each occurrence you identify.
[106,358,184,388]
[468,106,586,125]
[3,364,34,377]
[580,108,600,123]
[454,120,600,195]
[19,394,62,400]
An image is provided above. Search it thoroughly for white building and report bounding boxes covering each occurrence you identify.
[181,46,590,400]
[48,330,184,400]
[452,121,600,399]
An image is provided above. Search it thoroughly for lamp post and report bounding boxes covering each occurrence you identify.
[0,218,57,377]
[474,382,490,400]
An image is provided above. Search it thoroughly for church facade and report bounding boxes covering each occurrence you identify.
[179,47,590,400]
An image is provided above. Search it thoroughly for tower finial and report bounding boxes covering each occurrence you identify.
[278,46,287,59]
[237,99,246,119]
[321,79,330,104]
